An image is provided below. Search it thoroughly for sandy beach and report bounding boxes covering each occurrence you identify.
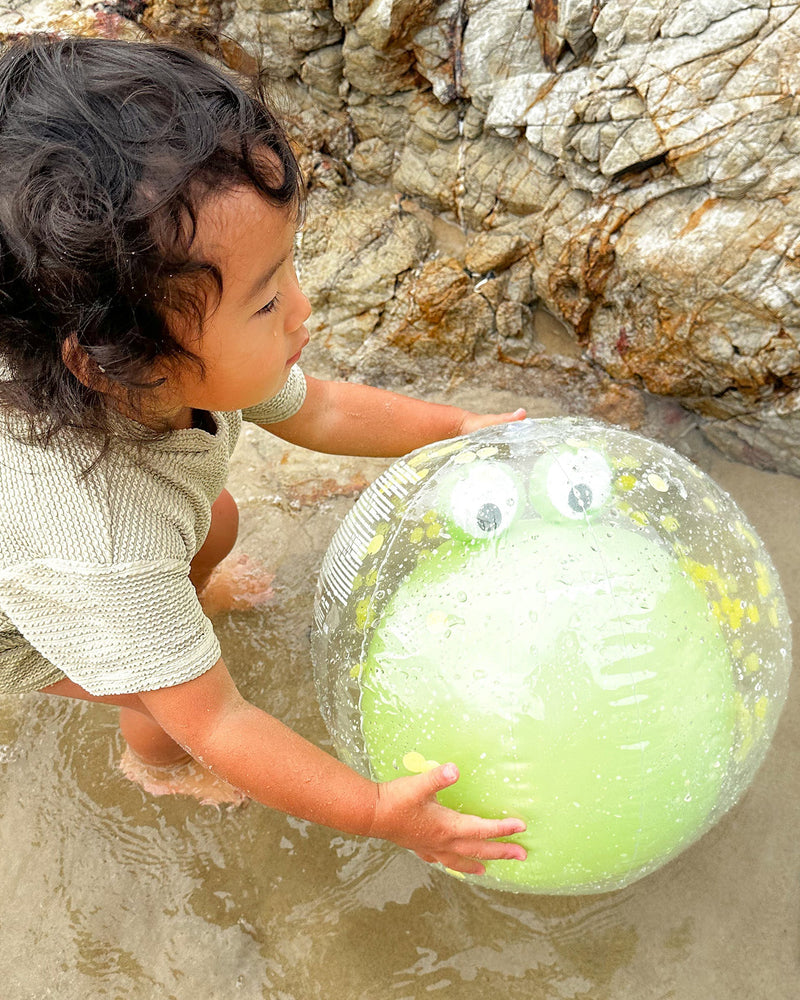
[1,387,798,999]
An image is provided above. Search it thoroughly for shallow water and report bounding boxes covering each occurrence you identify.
[2,393,799,999]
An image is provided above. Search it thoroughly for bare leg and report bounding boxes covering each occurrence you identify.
[189,488,240,594]
[41,676,247,806]
[191,488,275,616]
[45,489,242,766]
[41,677,186,764]
[119,705,191,767]
[39,487,252,805]
[117,746,247,806]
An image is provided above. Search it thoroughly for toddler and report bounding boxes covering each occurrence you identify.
[0,34,527,875]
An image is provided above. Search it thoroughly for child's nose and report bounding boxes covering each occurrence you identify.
[289,287,312,330]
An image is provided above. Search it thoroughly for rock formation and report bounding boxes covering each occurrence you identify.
[3,0,800,471]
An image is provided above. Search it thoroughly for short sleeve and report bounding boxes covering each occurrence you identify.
[0,558,221,696]
[242,365,307,425]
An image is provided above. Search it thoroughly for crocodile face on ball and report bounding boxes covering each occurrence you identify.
[312,419,789,892]
[339,420,783,893]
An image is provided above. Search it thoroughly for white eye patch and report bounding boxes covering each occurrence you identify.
[445,462,521,539]
[537,448,613,521]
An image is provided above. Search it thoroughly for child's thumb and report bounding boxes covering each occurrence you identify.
[422,762,460,795]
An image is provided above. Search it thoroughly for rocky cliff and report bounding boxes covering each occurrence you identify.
[4,0,800,471]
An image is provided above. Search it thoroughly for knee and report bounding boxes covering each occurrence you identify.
[191,488,239,584]
[210,488,239,543]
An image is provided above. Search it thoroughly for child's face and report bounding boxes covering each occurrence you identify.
[156,186,311,427]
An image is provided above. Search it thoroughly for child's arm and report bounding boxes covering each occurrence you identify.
[139,658,527,874]
[264,375,526,457]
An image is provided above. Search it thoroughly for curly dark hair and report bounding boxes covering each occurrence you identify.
[0,34,303,443]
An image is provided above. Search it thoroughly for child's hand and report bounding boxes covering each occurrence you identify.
[458,408,527,435]
[368,763,527,875]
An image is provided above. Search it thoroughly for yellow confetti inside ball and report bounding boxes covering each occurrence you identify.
[311,418,792,894]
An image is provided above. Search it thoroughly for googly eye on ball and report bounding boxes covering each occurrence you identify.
[311,418,792,895]
[439,460,521,540]
[528,445,613,521]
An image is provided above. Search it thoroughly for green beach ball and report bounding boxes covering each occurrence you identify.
[311,418,792,894]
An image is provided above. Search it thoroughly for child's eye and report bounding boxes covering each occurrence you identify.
[257,293,280,316]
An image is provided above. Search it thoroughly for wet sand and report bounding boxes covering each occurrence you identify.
[1,390,798,999]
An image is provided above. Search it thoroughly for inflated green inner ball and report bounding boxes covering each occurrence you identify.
[312,418,792,895]
[360,521,737,894]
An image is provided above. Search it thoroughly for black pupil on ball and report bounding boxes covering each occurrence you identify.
[568,483,592,513]
[477,503,502,532]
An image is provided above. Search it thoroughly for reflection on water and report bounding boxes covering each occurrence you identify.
[1,418,799,999]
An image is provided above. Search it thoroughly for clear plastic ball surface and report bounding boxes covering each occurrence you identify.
[311,418,792,894]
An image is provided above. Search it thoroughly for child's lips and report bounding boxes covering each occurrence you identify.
[287,329,309,367]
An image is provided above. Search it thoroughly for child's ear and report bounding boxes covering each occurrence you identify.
[61,333,107,390]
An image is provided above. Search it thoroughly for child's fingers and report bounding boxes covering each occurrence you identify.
[489,408,526,425]
[447,812,527,843]
[446,858,486,876]
[377,767,528,866]
[416,829,526,867]
[482,815,527,839]
[417,835,526,874]
[414,850,437,863]
[416,766,527,845]
[416,762,460,796]
[418,835,526,875]
[433,853,487,876]
[453,837,527,862]
[458,409,527,435]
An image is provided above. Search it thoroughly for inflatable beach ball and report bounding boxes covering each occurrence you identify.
[311,418,791,894]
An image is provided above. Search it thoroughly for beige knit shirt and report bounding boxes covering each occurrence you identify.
[0,365,306,697]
